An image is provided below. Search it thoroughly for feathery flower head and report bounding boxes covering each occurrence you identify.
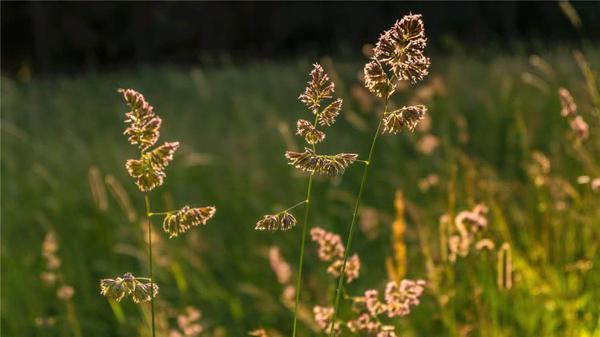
[120,89,162,150]
[163,205,216,238]
[384,279,426,317]
[319,98,343,126]
[558,88,577,117]
[373,14,430,84]
[126,141,180,192]
[363,289,386,316]
[310,227,345,261]
[327,254,361,283]
[382,105,427,134]
[364,60,391,98]
[285,148,357,176]
[255,211,297,231]
[99,272,158,303]
[296,119,326,144]
[299,63,335,113]
[313,306,341,335]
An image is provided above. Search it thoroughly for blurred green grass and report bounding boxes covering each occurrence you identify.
[2,46,600,337]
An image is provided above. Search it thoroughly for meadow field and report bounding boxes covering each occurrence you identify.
[2,45,599,337]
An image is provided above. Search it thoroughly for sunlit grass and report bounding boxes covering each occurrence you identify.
[1,46,599,336]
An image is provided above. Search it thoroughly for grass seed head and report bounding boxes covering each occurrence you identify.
[298,63,335,113]
[163,206,216,238]
[126,141,180,192]
[382,105,427,134]
[120,89,162,150]
[296,119,326,145]
[373,14,430,84]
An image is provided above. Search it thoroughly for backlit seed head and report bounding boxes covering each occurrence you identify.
[126,142,180,192]
[100,272,158,303]
[296,119,326,145]
[319,98,343,126]
[285,148,358,176]
[131,282,159,303]
[254,212,297,231]
[382,105,427,134]
[299,63,335,112]
[364,60,392,98]
[373,14,430,84]
[120,89,162,150]
[279,212,297,230]
[163,206,216,238]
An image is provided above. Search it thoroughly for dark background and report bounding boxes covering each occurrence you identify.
[2,1,599,76]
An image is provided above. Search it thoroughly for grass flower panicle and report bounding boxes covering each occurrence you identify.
[101,89,216,337]
[299,63,335,113]
[382,105,427,134]
[255,211,297,231]
[327,14,430,336]
[126,141,180,192]
[285,148,358,176]
[296,119,325,144]
[120,89,162,150]
[163,205,216,238]
[99,272,158,303]
[373,14,430,84]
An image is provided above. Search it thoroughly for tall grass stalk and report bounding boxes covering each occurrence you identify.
[328,97,387,336]
[144,194,157,337]
[291,173,313,337]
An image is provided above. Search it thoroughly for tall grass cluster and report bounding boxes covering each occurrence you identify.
[2,9,600,337]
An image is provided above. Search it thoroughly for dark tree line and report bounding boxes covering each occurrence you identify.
[2,1,599,75]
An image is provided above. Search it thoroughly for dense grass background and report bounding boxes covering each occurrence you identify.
[2,46,599,337]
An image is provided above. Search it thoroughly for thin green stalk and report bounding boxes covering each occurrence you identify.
[291,173,314,337]
[144,194,156,337]
[292,113,321,337]
[328,98,388,336]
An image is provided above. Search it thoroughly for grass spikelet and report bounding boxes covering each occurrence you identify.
[285,148,357,176]
[162,206,216,238]
[99,273,158,303]
[255,211,297,231]
[298,63,335,112]
[120,89,162,151]
[382,105,427,134]
[126,141,180,192]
